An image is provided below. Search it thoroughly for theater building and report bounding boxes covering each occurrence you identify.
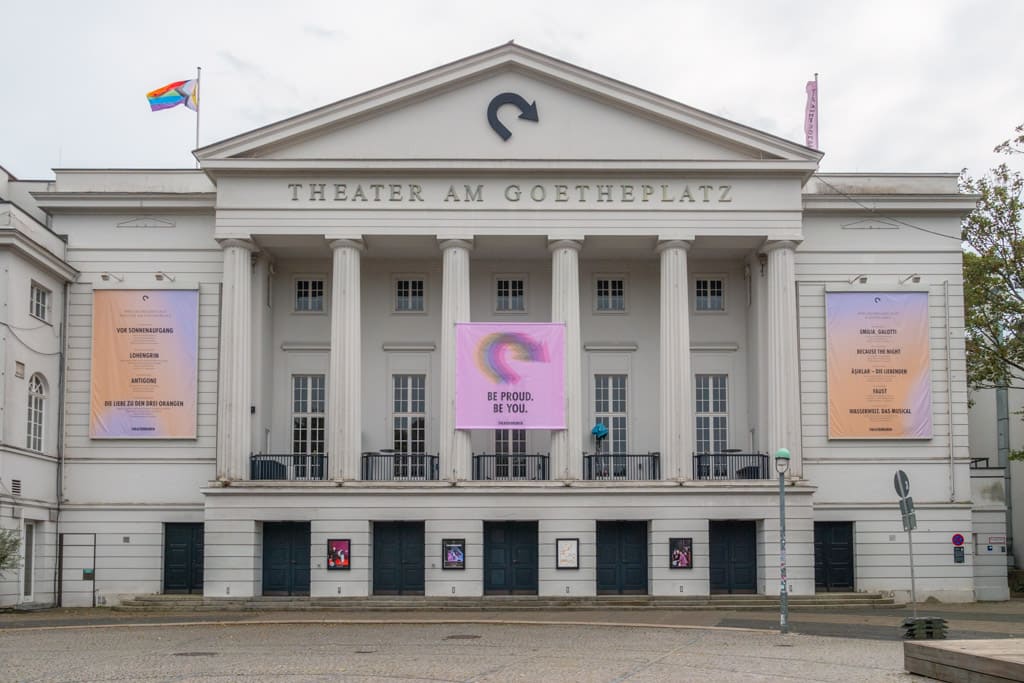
[1,44,1008,606]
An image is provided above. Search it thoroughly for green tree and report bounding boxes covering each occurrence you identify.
[0,527,21,572]
[961,124,1024,459]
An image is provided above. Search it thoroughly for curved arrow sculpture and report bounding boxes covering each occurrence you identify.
[487,92,539,141]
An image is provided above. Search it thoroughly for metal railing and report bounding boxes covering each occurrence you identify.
[583,453,661,481]
[472,453,550,481]
[361,452,440,481]
[692,451,770,481]
[250,453,327,481]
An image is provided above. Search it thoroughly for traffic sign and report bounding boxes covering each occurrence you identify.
[952,534,965,547]
[894,470,911,499]
[899,496,917,531]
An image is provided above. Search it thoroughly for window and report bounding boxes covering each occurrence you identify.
[394,277,425,313]
[292,375,325,455]
[23,521,34,599]
[594,374,628,454]
[595,276,626,312]
[695,277,725,311]
[26,374,45,452]
[495,276,526,313]
[294,278,324,312]
[695,374,728,454]
[30,283,50,322]
[495,429,527,478]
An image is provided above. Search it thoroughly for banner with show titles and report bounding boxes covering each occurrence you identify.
[826,291,932,439]
[90,289,199,439]
[455,323,565,429]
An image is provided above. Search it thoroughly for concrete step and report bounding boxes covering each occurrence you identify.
[113,592,897,612]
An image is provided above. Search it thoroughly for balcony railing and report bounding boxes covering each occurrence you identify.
[250,453,327,481]
[361,452,440,481]
[693,451,770,481]
[583,453,661,481]
[472,453,550,481]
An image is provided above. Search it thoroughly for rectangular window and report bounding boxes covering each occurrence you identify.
[495,276,526,312]
[594,374,628,455]
[23,522,34,599]
[695,278,725,311]
[695,374,728,455]
[292,375,325,455]
[595,276,626,312]
[294,278,324,312]
[495,429,527,478]
[392,374,427,478]
[30,283,50,322]
[394,277,425,312]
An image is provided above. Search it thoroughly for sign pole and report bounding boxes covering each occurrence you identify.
[907,526,918,620]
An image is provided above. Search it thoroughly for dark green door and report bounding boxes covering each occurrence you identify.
[709,521,757,594]
[262,522,310,596]
[373,522,425,595]
[815,522,854,591]
[163,523,204,594]
[596,521,648,594]
[484,522,538,595]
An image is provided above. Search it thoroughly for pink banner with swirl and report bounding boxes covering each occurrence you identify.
[455,323,565,429]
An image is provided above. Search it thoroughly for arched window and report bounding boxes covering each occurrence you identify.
[26,374,46,452]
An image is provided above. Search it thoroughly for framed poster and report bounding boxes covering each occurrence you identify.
[327,539,351,570]
[669,538,693,569]
[442,538,466,570]
[556,538,579,569]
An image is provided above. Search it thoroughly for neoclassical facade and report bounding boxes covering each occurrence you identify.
[1,45,1008,606]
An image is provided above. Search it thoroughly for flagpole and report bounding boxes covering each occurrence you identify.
[194,66,202,169]
[814,72,819,150]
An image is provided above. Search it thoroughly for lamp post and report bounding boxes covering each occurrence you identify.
[775,447,791,635]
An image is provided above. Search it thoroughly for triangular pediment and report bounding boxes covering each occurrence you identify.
[197,44,820,168]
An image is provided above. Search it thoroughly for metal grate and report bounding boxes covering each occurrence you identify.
[11,479,21,496]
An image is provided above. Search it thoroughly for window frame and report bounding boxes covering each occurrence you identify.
[593,274,628,314]
[494,428,528,478]
[695,373,729,457]
[392,274,427,314]
[494,274,528,314]
[594,374,628,455]
[29,282,51,323]
[694,274,727,313]
[292,275,326,314]
[26,373,46,453]
[392,373,427,478]
[291,374,326,456]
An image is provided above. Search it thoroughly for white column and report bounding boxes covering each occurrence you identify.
[657,240,693,480]
[764,240,802,477]
[440,239,473,480]
[328,239,364,480]
[550,239,583,480]
[216,238,256,481]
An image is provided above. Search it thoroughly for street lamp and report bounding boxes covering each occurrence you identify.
[775,447,791,635]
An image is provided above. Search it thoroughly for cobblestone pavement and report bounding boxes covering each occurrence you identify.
[0,621,928,683]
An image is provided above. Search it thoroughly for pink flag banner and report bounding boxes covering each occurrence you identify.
[455,323,565,429]
[804,78,819,149]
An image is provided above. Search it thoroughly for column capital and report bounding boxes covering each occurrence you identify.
[438,238,474,252]
[761,239,800,254]
[655,239,692,254]
[218,238,258,252]
[329,238,365,253]
[548,239,583,253]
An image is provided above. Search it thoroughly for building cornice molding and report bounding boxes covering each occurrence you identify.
[0,228,78,281]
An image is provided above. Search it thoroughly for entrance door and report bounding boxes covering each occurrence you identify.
[373,522,425,595]
[484,522,538,595]
[596,521,648,595]
[709,521,757,594]
[163,523,204,594]
[262,522,310,596]
[815,522,854,591]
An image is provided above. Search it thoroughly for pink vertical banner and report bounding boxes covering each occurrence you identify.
[455,323,565,429]
[804,77,819,149]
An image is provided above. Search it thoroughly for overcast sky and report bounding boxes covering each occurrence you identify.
[3,1,1022,180]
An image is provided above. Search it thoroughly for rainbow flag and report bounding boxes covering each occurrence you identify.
[146,79,198,112]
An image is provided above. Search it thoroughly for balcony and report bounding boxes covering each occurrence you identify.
[692,451,770,481]
[361,451,440,481]
[250,453,327,481]
[472,453,550,481]
[583,453,661,481]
